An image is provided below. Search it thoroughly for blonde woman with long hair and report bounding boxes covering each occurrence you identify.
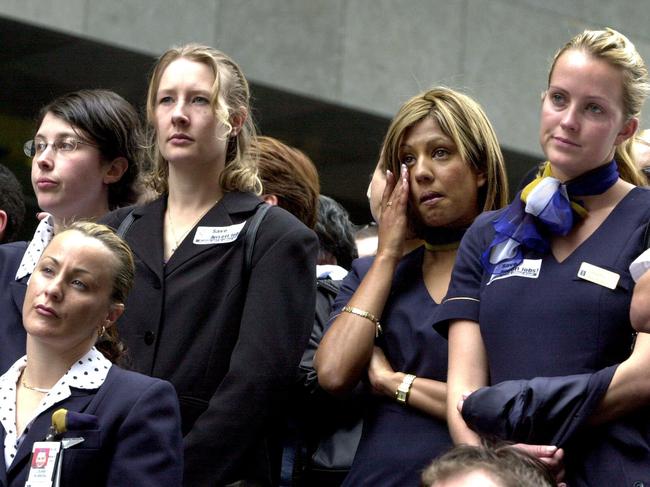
[102,44,317,486]
[441,28,650,485]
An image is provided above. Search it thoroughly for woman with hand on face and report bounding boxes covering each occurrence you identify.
[439,28,650,486]
[365,154,424,257]
[101,44,318,486]
[1,222,182,487]
[315,87,508,486]
[0,90,142,374]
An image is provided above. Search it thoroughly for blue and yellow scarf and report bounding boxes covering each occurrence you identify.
[481,160,619,275]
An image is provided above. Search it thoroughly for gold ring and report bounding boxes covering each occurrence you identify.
[386,201,393,207]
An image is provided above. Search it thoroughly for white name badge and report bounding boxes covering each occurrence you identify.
[577,262,620,290]
[488,259,542,285]
[25,441,62,487]
[193,222,246,245]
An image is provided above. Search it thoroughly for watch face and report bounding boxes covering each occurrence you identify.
[395,374,415,403]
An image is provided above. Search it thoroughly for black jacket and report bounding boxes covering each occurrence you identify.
[1,366,182,487]
[102,191,317,486]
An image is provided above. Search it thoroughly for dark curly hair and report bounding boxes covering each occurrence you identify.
[315,195,358,270]
[0,164,25,243]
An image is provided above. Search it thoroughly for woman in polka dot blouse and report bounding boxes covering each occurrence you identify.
[0,222,182,487]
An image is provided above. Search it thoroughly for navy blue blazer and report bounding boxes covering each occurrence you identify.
[1,365,183,487]
[0,242,28,373]
[101,191,318,486]
[462,365,650,486]
[461,366,617,446]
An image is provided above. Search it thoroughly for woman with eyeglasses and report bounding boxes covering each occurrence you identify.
[0,89,143,374]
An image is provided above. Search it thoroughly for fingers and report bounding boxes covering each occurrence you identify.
[376,165,410,258]
[381,169,397,209]
[457,391,471,413]
[513,444,565,480]
[383,165,409,212]
[396,164,409,203]
[515,444,558,458]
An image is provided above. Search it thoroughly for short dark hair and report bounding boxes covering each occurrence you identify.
[0,164,26,243]
[421,442,555,487]
[36,89,144,209]
[315,195,358,270]
[251,136,320,229]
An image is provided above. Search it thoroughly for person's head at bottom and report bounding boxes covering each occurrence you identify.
[421,443,555,487]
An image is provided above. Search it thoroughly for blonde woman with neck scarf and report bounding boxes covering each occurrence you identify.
[438,28,650,486]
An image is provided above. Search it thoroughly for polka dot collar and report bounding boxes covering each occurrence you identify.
[0,347,112,469]
[61,347,112,390]
[15,214,55,281]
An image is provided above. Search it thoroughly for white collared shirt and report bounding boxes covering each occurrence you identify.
[630,248,650,282]
[316,264,348,281]
[15,214,55,281]
[0,347,112,469]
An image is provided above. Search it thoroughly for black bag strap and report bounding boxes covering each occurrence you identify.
[116,209,136,238]
[644,219,650,249]
[243,203,271,275]
[316,278,342,298]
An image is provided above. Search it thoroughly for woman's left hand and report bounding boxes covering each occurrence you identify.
[367,346,396,396]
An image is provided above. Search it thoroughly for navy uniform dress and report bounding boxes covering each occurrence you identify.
[329,246,452,487]
[435,187,650,486]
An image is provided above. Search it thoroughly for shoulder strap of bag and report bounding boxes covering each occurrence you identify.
[644,219,650,249]
[316,278,342,299]
[116,209,136,238]
[243,203,271,276]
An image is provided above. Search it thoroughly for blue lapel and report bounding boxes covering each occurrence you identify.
[6,389,95,480]
[8,280,26,316]
[0,425,6,487]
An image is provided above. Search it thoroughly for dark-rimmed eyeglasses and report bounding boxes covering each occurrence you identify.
[23,137,98,158]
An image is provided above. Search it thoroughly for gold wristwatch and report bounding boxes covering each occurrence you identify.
[395,374,416,404]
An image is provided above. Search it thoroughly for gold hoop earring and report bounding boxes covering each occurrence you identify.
[99,325,106,338]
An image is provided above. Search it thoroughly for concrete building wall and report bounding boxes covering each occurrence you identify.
[2,0,649,158]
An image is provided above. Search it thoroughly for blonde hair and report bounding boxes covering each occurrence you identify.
[549,28,650,186]
[382,87,509,213]
[57,221,135,363]
[421,442,555,487]
[144,43,261,195]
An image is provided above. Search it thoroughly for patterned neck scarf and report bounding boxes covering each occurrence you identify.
[481,160,619,275]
